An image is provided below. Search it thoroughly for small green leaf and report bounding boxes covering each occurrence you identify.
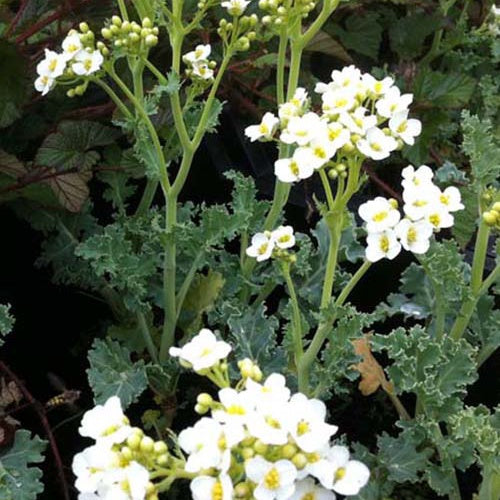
[0,430,46,500]
[0,304,14,346]
[87,338,148,408]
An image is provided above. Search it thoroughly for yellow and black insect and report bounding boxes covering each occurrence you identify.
[45,373,81,411]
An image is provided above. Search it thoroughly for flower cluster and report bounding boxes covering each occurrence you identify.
[222,0,251,16]
[100,16,159,52]
[245,225,296,262]
[245,66,421,183]
[73,396,162,500]
[359,165,464,262]
[183,44,216,81]
[482,201,500,229]
[35,25,104,96]
[168,330,370,500]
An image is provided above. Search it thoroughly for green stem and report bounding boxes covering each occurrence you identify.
[117,0,129,20]
[335,260,372,306]
[282,263,304,372]
[449,220,491,341]
[92,78,134,120]
[176,252,204,321]
[135,179,158,215]
[160,195,178,361]
[319,169,335,210]
[276,26,288,104]
[137,311,159,364]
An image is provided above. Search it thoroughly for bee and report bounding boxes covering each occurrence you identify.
[45,373,80,411]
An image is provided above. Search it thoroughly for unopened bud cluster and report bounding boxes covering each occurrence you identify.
[259,0,318,30]
[217,13,259,52]
[482,201,500,228]
[101,16,159,54]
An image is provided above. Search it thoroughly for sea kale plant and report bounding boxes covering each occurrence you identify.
[0,0,499,499]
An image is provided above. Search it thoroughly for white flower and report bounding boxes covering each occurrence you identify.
[424,206,454,230]
[316,445,370,496]
[289,478,336,500]
[289,87,308,108]
[395,219,434,254]
[34,75,55,95]
[213,388,255,426]
[365,229,402,263]
[247,403,289,445]
[221,0,250,15]
[274,153,314,183]
[401,165,434,191]
[183,44,211,64]
[245,112,280,142]
[72,50,104,76]
[362,74,394,97]
[103,461,150,500]
[322,88,356,116]
[330,65,362,89]
[375,87,413,118]
[245,373,291,409]
[389,111,421,145]
[246,457,297,500]
[358,197,401,233]
[291,141,335,172]
[190,475,234,500]
[286,393,338,453]
[246,231,276,261]
[179,418,225,472]
[191,61,214,80]
[339,107,377,136]
[272,226,295,249]
[36,49,67,78]
[436,186,464,212]
[356,127,397,160]
[402,184,440,221]
[79,396,132,445]
[325,122,350,150]
[169,328,231,372]
[62,32,83,59]
[72,445,118,493]
[280,112,324,146]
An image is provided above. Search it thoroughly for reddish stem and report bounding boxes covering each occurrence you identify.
[363,165,402,201]
[0,361,70,500]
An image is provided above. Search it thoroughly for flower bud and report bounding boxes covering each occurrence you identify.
[132,23,142,34]
[251,365,263,381]
[482,211,497,226]
[140,436,155,453]
[281,444,297,459]
[194,403,208,414]
[292,453,308,469]
[127,433,142,450]
[79,22,90,33]
[142,17,153,29]
[152,27,159,35]
[253,440,268,454]
[120,446,133,460]
[156,453,169,466]
[241,447,254,459]
[74,84,86,96]
[153,441,168,455]
[67,89,76,98]
[234,482,251,498]
[388,198,398,209]
[145,34,158,47]
[121,21,131,33]
[110,25,120,35]
[492,202,500,212]
[129,33,140,43]
[112,15,122,27]
[328,169,338,179]
[197,393,213,406]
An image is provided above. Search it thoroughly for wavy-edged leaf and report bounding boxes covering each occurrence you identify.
[87,339,148,409]
[305,31,352,63]
[0,304,14,347]
[44,171,90,212]
[0,430,46,500]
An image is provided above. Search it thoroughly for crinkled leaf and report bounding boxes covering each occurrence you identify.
[0,430,46,500]
[227,303,286,375]
[461,111,500,188]
[87,339,148,408]
[36,120,120,171]
[44,171,90,212]
[0,150,27,178]
[0,304,14,347]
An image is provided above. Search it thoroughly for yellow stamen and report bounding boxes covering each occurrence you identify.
[212,481,223,500]
[379,235,390,253]
[372,211,388,222]
[264,468,281,490]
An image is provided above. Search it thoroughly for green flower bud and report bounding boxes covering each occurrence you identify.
[328,169,338,179]
[282,444,297,459]
[247,31,257,41]
[142,17,153,29]
[197,393,213,406]
[129,32,140,43]
[234,482,251,498]
[110,25,120,35]
[74,84,86,96]
[127,433,142,450]
[251,365,262,381]
[145,34,158,47]
[241,447,254,459]
[132,23,142,34]
[67,89,76,98]
[79,22,90,33]
[492,202,500,212]
[253,440,268,455]
[388,198,398,209]
[112,15,122,27]
[340,171,348,179]
[292,453,308,469]
[120,446,133,460]
[140,436,155,453]
[121,21,131,33]
[152,27,159,35]
[194,403,208,414]
[341,141,355,153]
[156,453,169,466]
[153,441,168,455]
[482,211,497,226]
